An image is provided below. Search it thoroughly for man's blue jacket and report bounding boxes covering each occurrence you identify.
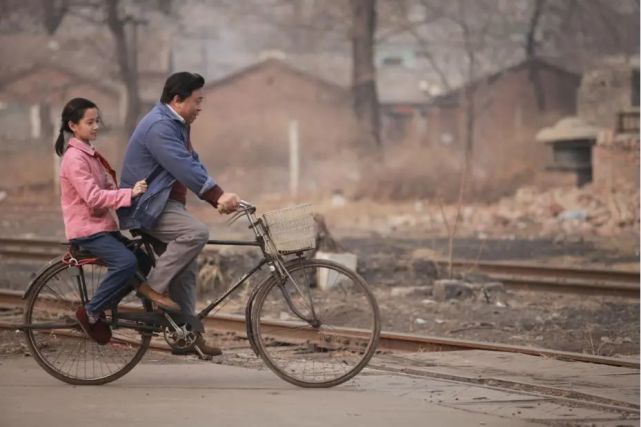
[118,103,219,230]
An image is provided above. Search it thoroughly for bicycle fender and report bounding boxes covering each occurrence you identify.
[244,258,307,356]
[22,255,65,300]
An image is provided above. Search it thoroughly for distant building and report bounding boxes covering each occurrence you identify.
[579,58,640,190]
[536,57,639,189]
[191,58,359,194]
[417,58,581,188]
[0,31,172,190]
[0,63,121,144]
[0,64,122,189]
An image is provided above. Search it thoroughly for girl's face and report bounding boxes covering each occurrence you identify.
[69,108,100,142]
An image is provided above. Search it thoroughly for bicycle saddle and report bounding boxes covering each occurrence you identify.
[67,243,95,259]
[130,229,167,253]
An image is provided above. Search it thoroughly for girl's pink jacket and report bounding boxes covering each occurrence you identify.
[60,138,133,240]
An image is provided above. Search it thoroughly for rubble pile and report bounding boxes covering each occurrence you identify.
[343,184,639,239]
[474,184,640,238]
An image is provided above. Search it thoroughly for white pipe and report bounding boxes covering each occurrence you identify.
[289,120,299,196]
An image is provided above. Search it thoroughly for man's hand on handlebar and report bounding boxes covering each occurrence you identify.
[217,192,241,215]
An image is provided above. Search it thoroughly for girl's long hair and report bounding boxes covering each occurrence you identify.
[55,98,98,157]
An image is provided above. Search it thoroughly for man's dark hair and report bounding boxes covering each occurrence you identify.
[160,72,205,103]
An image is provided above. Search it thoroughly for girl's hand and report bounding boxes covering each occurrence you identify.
[132,180,148,197]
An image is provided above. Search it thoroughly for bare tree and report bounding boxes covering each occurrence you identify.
[105,0,143,136]
[524,0,639,111]
[66,0,176,135]
[384,0,503,273]
[525,0,547,111]
[528,0,639,68]
[218,0,382,149]
[444,0,490,275]
[9,0,176,136]
[350,0,381,148]
[43,0,68,35]
[216,0,351,55]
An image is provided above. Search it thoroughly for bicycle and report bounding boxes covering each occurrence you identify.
[21,202,381,388]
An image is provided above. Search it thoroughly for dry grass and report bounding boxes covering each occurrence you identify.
[352,143,539,203]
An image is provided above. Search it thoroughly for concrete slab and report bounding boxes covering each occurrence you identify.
[381,350,640,406]
[0,356,538,427]
[362,350,639,426]
[356,363,638,425]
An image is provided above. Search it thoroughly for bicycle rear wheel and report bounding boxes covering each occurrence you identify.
[23,257,152,385]
[250,258,380,388]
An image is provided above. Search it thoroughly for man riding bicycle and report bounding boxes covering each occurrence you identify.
[119,72,240,357]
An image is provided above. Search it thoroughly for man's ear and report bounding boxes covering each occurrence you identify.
[171,94,182,105]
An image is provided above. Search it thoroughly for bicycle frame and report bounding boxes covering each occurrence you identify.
[196,202,315,324]
[31,201,316,335]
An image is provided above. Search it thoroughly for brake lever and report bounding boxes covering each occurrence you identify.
[225,209,248,226]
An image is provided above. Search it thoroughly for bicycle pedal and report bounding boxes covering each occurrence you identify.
[194,345,212,361]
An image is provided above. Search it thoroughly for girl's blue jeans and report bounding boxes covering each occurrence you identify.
[71,232,138,315]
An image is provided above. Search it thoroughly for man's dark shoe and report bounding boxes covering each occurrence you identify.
[75,307,112,345]
[195,334,223,357]
[171,334,222,359]
[137,283,181,312]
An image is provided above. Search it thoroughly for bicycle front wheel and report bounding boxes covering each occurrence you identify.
[24,257,152,385]
[250,258,380,388]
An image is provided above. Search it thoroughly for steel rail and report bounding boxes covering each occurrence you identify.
[433,258,640,297]
[435,259,639,283]
[0,288,637,369]
[1,237,639,296]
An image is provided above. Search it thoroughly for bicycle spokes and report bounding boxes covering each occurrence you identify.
[251,259,381,387]
[24,259,152,385]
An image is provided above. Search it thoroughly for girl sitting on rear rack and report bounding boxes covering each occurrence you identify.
[56,98,174,344]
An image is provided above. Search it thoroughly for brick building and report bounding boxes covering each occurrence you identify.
[0,64,122,189]
[421,59,581,185]
[579,59,640,190]
[190,58,360,196]
[0,31,172,192]
[188,57,582,197]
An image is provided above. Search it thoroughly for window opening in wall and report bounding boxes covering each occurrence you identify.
[382,56,403,66]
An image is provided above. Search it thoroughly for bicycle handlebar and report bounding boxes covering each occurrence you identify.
[238,200,254,210]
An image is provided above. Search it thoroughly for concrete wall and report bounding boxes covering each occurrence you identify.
[593,131,640,190]
[578,62,639,129]
[578,61,640,190]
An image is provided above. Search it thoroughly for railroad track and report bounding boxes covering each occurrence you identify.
[0,288,637,369]
[2,237,639,297]
[435,258,640,297]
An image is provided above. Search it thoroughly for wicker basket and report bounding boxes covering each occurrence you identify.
[262,204,316,254]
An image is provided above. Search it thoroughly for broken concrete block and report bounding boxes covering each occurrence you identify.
[315,251,358,291]
[411,258,438,281]
[433,279,474,301]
